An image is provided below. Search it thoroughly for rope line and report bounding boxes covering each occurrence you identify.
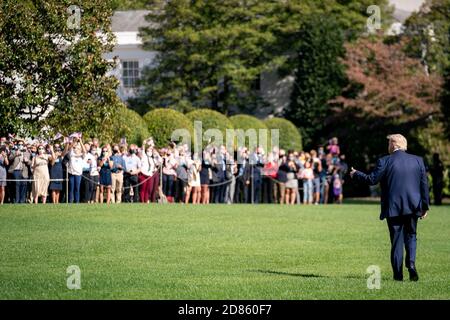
[1,179,66,182]
[78,172,156,190]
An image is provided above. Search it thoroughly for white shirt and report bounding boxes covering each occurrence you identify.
[84,153,99,176]
[141,154,157,177]
[68,150,85,176]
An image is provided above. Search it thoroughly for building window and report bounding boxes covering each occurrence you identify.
[122,60,139,88]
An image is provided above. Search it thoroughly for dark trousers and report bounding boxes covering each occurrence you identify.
[6,172,15,203]
[13,170,27,203]
[124,173,139,203]
[162,174,175,197]
[89,175,99,202]
[81,171,91,203]
[213,176,226,203]
[387,214,418,278]
[262,176,274,203]
[234,176,246,203]
[175,178,186,203]
[432,177,443,205]
[247,177,262,204]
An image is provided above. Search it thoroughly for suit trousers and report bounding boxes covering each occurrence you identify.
[387,214,418,278]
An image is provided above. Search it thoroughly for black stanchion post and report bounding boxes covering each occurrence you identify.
[251,164,254,205]
[66,164,69,204]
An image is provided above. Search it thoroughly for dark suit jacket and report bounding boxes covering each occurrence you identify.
[354,150,430,220]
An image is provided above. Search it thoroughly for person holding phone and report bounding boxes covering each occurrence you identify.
[123,144,141,203]
[63,137,87,203]
[0,146,9,204]
[31,144,55,204]
[9,139,31,203]
[49,144,64,204]
[99,147,113,204]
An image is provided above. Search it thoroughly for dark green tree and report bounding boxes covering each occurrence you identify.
[135,0,281,114]
[134,0,392,116]
[285,14,347,148]
[442,64,450,138]
[0,0,121,139]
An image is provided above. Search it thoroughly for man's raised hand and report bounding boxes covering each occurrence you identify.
[350,167,357,178]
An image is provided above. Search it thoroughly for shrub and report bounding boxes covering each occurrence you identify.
[186,109,234,147]
[143,108,193,148]
[229,115,268,150]
[229,114,268,131]
[264,117,303,151]
[114,106,149,146]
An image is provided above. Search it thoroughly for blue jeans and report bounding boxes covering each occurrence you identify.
[13,170,27,203]
[319,176,327,204]
[162,174,175,197]
[303,179,313,203]
[69,174,82,203]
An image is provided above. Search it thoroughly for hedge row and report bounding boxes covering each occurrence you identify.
[120,107,302,150]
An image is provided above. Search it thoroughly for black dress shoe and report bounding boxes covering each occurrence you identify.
[393,274,403,281]
[409,268,419,281]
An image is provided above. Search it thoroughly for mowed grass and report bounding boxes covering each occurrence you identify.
[0,203,449,300]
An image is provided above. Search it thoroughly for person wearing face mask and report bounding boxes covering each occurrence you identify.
[82,143,98,203]
[175,147,188,203]
[211,146,228,204]
[8,139,31,203]
[139,140,160,203]
[148,145,162,203]
[31,144,55,204]
[49,145,64,203]
[99,146,113,204]
[276,152,288,204]
[123,144,141,203]
[110,144,126,204]
[199,147,212,204]
[234,147,249,204]
[161,147,178,203]
[63,137,87,203]
[0,146,9,205]
[285,152,299,205]
[81,143,94,203]
[246,147,264,204]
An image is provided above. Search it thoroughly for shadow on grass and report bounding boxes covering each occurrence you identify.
[250,269,327,278]
[345,198,450,207]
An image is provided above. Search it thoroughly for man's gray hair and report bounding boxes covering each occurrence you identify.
[387,134,407,151]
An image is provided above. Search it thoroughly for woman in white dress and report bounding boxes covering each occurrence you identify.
[31,144,55,204]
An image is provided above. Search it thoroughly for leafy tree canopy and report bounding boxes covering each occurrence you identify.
[132,0,392,115]
[0,0,121,140]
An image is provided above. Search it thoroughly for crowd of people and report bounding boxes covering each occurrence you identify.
[0,134,349,205]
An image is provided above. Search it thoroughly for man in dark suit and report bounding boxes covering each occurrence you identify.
[350,134,429,281]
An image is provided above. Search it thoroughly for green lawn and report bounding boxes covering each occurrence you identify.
[0,203,449,300]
